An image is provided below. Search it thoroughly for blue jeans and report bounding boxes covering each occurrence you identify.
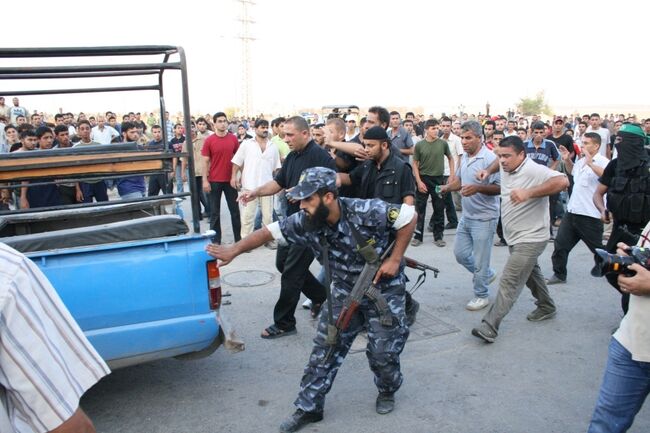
[588,338,650,433]
[120,191,145,200]
[254,205,278,230]
[453,217,497,298]
[175,165,187,194]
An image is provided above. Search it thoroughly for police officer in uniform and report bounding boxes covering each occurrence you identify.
[338,125,420,325]
[206,167,416,432]
[594,122,650,313]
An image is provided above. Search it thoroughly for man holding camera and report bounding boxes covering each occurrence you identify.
[588,225,650,432]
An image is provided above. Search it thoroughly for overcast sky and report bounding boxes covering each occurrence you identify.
[2,0,649,117]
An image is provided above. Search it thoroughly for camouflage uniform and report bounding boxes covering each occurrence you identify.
[273,196,411,413]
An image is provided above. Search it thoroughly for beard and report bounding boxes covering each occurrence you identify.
[303,201,330,232]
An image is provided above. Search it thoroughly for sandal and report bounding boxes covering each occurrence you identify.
[260,324,297,339]
[310,303,322,319]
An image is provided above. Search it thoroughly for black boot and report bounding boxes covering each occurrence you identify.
[376,392,395,414]
[279,409,323,432]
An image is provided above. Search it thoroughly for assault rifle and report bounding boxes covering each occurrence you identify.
[330,242,395,341]
[324,245,440,360]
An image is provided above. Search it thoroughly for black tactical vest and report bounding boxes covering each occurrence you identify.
[606,162,650,224]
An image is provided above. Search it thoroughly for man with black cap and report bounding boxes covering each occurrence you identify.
[593,122,650,313]
[207,166,416,432]
[339,125,420,325]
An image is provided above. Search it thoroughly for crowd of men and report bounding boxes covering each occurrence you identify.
[2,97,650,433]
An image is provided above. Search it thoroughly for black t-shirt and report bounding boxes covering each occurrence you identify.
[237,133,252,144]
[547,133,575,159]
[334,148,358,198]
[274,140,337,216]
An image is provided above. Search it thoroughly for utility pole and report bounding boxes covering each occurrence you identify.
[236,0,255,116]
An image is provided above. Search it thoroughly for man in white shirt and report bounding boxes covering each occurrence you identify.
[90,115,119,144]
[440,116,464,220]
[344,115,358,141]
[231,118,281,242]
[504,120,518,137]
[586,113,610,157]
[546,132,609,284]
[8,97,28,125]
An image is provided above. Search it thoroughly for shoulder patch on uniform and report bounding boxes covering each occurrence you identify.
[387,206,400,223]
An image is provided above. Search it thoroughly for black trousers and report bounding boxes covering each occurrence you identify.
[147,174,169,197]
[415,175,446,241]
[273,243,326,330]
[208,181,241,244]
[429,186,457,228]
[80,181,108,203]
[496,216,506,243]
[551,212,603,280]
[444,190,458,226]
[58,185,77,205]
[194,176,210,215]
[604,221,645,314]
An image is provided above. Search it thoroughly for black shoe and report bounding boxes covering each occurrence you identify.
[445,223,457,230]
[406,299,420,327]
[376,392,395,414]
[279,409,323,433]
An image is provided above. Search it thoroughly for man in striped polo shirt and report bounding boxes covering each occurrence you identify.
[0,243,110,433]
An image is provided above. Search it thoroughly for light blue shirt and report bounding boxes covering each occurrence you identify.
[457,145,500,220]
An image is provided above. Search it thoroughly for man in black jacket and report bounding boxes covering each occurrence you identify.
[338,126,420,325]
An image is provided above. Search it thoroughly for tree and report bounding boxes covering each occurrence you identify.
[516,91,552,116]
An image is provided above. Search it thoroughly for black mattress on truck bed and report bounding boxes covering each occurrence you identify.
[0,214,189,253]
[0,198,176,237]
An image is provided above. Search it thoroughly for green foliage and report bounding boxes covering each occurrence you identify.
[516,91,552,116]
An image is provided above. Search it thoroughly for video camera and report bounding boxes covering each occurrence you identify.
[591,247,650,277]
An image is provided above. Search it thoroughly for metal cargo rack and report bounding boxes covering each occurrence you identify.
[0,46,202,233]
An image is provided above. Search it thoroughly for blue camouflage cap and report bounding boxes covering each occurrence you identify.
[286,167,337,201]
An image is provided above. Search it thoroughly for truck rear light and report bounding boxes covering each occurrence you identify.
[206,261,222,310]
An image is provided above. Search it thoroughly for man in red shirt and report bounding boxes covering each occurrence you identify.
[202,112,241,244]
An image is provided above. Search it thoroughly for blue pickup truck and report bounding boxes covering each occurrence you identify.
[0,46,232,368]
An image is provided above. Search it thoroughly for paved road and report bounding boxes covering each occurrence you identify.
[82,201,650,433]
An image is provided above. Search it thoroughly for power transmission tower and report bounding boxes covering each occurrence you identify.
[236,0,255,116]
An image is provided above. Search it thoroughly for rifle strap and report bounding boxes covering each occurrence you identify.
[409,269,427,295]
[319,236,337,346]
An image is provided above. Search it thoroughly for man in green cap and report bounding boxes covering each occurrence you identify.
[593,122,650,313]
